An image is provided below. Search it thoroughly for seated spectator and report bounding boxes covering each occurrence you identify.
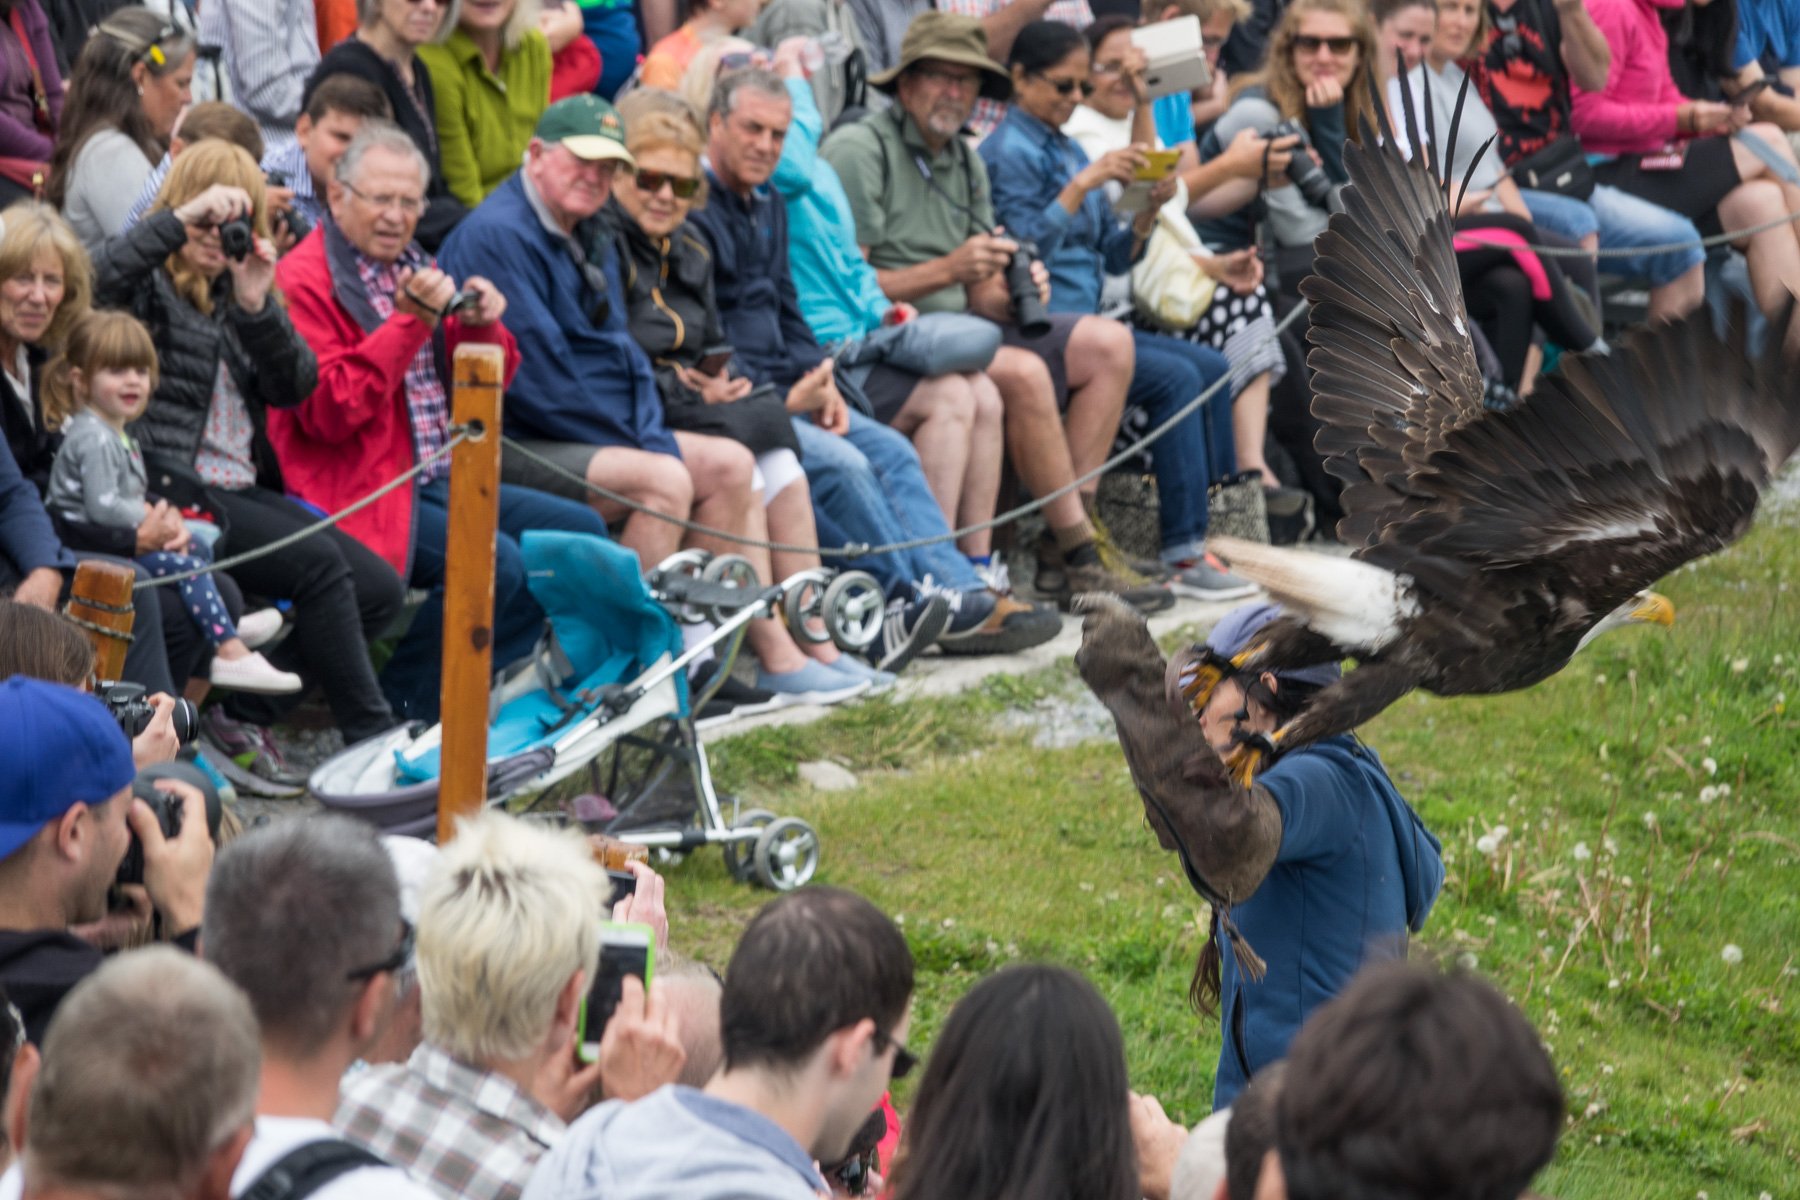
[118,102,266,238]
[1067,16,1290,492]
[308,0,472,250]
[46,10,195,255]
[587,0,661,99]
[542,1,604,101]
[747,0,876,129]
[0,0,63,208]
[608,101,920,684]
[1264,963,1562,1200]
[984,22,1258,598]
[1725,0,1800,140]
[889,964,1173,1200]
[822,14,1172,611]
[201,813,439,1200]
[1461,0,1706,323]
[0,204,89,493]
[272,121,622,723]
[259,74,394,249]
[337,813,686,1200]
[419,0,552,207]
[9,948,258,1200]
[935,0,1097,139]
[0,675,213,1044]
[641,0,763,90]
[1217,1062,1284,1200]
[1574,0,1800,320]
[43,311,299,694]
[1148,0,1246,142]
[361,834,439,1067]
[524,887,914,1200]
[97,141,405,771]
[199,0,320,152]
[438,98,874,706]
[658,955,725,1088]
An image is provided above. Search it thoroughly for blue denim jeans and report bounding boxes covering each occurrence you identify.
[383,477,613,722]
[791,410,983,594]
[1127,328,1233,562]
[1521,185,1705,286]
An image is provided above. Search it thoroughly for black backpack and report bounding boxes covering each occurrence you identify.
[238,1139,387,1200]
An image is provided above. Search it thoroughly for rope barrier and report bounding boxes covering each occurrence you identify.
[130,428,473,590]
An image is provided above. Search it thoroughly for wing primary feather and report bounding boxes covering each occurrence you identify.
[1445,72,1470,208]
[1420,55,1441,188]
[1455,136,1497,215]
[1395,48,1427,178]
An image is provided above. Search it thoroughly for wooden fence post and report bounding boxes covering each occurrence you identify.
[67,560,138,682]
[437,343,506,842]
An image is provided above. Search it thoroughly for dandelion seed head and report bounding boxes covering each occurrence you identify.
[1702,757,1718,777]
[1476,834,1500,856]
[1572,842,1592,861]
[1721,944,1743,966]
[1731,658,1749,674]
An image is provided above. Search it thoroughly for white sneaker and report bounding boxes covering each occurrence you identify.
[210,651,303,694]
[236,608,285,649]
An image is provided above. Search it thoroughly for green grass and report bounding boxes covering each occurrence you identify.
[662,515,1800,1200]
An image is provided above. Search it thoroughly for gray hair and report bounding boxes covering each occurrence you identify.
[356,0,463,42]
[202,814,401,1057]
[335,120,433,192]
[25,947,260,1198]
[709,66,792,126]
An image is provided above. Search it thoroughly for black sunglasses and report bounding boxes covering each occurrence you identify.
[1031,72,1095,98]
[634,169,701,200]
[346,920,414,982]
[1293,34,1358,55]
[872,1027,917,1080]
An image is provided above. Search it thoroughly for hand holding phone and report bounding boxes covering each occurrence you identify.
[579,921,654,1063]
[1134,148,1181,181]
[696,344,734,376]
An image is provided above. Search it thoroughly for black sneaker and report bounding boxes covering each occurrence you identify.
[872,588,952,673]
[694,673,785,731]
[937,591,1064,655]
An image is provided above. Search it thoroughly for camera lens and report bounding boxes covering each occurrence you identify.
[218,217,252,261]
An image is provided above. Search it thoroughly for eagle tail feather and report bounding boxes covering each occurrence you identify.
[1205,536,1416,654]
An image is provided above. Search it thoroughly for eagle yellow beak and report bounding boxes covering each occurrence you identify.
[1631,592,1676,627]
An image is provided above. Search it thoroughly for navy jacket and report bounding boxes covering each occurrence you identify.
[439,174,677,457]
[0,431,72,581]
[685,170,825,391]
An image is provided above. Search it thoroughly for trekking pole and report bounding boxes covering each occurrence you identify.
[438,344,506,841]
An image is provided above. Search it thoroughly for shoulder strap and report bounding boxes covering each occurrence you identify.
[8,9,50,135]
[238,1139,386,1200]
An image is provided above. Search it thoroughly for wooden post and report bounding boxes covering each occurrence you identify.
[437,343,506,842]
[67,560,138,682]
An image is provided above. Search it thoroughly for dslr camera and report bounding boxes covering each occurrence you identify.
[1267,119,1333,209]
[116,762,223,888]
[217,216,254,261]
[98,681,198,747]
[1002,235,1051,338]
[264,170,313,242]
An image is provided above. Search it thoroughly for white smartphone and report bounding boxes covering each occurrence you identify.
[578,921,655,1064]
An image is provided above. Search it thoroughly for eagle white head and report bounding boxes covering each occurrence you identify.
[1576,590,1677,652]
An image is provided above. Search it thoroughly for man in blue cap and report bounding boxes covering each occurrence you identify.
[0,676,214,1044]
[1075,597,1444,1110]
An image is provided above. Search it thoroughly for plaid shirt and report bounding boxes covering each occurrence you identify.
[335,1042,566,1200]
[935,0,1095,139]
[353,249,453,483]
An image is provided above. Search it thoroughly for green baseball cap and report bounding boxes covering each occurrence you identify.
[535,94,636,168]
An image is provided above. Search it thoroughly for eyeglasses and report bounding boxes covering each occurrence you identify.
[1293,34,1358,55]
[914,65,980,93]
[343,181,426,215]
[1092,60,1136,78]
[1493,13,1524,59]
[1031,72,1095,98]
[346,920,414,982]
[718,49,774,74]
[633,169,701,199]
[871,1027,917,1080]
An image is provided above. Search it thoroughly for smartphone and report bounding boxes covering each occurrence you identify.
[1734,78,1772,106]
[578,921,655,1063]
[607,868,638,904]
[696,345,733,375]
[1135,148,1181,181]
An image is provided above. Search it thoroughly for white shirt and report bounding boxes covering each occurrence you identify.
[0,1115,438,1200]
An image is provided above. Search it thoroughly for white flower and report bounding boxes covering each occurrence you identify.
[1476,834,1500,856]
[1584,1101,1603,1119]
[1607,978,1620,990]
[1721,944,1744,966]
[1572,842,1593,862]
[1594,672,1607,686]
[942,917,956,929]
[1698,786,1718,804]
[1492,824,1510,841]
[1702,757,1719,777]
[1643,811,1658,829]
[1731,658,1749,674]
[1702,735,1714,747]
[1604,836,1620,856]
[1457,952,1479,970]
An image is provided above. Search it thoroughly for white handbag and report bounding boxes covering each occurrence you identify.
[1131,203,1217,331]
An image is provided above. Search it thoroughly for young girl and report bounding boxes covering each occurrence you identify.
[45,311,299,694]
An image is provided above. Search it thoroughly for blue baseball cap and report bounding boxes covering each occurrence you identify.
[0,676,135,862]
[1204,602,1342,690]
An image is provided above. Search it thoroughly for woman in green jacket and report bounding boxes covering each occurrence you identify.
[418,0,552,207]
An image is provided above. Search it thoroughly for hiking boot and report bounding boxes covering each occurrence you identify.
[870,588,952,673]
[1263,487,1317,546]
[1036,533,1173,613]
[1167,553,1260,602]
[200,707,307,797]
[937,591,1064,655]
[1084,501,1172,582]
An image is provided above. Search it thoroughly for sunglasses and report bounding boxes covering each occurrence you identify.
[633,169,701,200]
[1031,72,1095,98]
[346,920,415,982]
[718,49,774,74]
[872,1027,917,1080]
[1493,13,1524,59]
[1294,34,1358,55]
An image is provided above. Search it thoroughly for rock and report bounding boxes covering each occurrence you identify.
[798,760,859,792]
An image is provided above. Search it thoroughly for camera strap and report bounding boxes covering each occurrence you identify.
[239,1139,385,1200]
[886,107,990,240]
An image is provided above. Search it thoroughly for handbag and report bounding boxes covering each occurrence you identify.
[0,10,50,199]
[839,311,1003,378]
[1131,206,1217,331]
[1509,136,1595,200]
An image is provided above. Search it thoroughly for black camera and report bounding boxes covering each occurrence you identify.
[264,171,313,242]
[443,287,483,319]
[1003,237,1052,338]
[98,681,198,747]
[217,216,253,261]
[117,762,223,887]
[1268,119,1333,209]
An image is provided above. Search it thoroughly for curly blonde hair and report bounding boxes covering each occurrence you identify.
[149,140,274,316]
[1232,0,1381,143]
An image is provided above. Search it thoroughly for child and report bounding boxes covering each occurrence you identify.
[45,311,300,694]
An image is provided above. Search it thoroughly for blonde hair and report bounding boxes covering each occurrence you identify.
[677,35,759,119]
[621,103,710,208]
[417,812,607,1064]
[150,139,274,315]
[461,0,542,52]
[1150,0,1252,23]
[1232,0,1380,142]
[0,203,92,350]
[41,309,160,431]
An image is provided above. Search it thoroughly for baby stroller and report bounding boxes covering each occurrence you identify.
[307,531,885,891]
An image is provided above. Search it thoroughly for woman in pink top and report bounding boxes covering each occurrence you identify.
[1573,0,1800,319]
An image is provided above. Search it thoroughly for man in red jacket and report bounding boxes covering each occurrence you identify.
[271,121,617,723]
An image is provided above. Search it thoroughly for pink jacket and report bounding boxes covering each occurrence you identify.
[1570,0,1687,155]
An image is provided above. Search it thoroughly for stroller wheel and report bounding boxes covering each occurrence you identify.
[650,549,714,624]
[753,816,821,891]
[722,807,777,882]
[702,554,761,625]
[822,571,884,651]
[781,572,833,644]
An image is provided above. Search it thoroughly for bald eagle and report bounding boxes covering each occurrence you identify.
[1193,81,1800,780]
